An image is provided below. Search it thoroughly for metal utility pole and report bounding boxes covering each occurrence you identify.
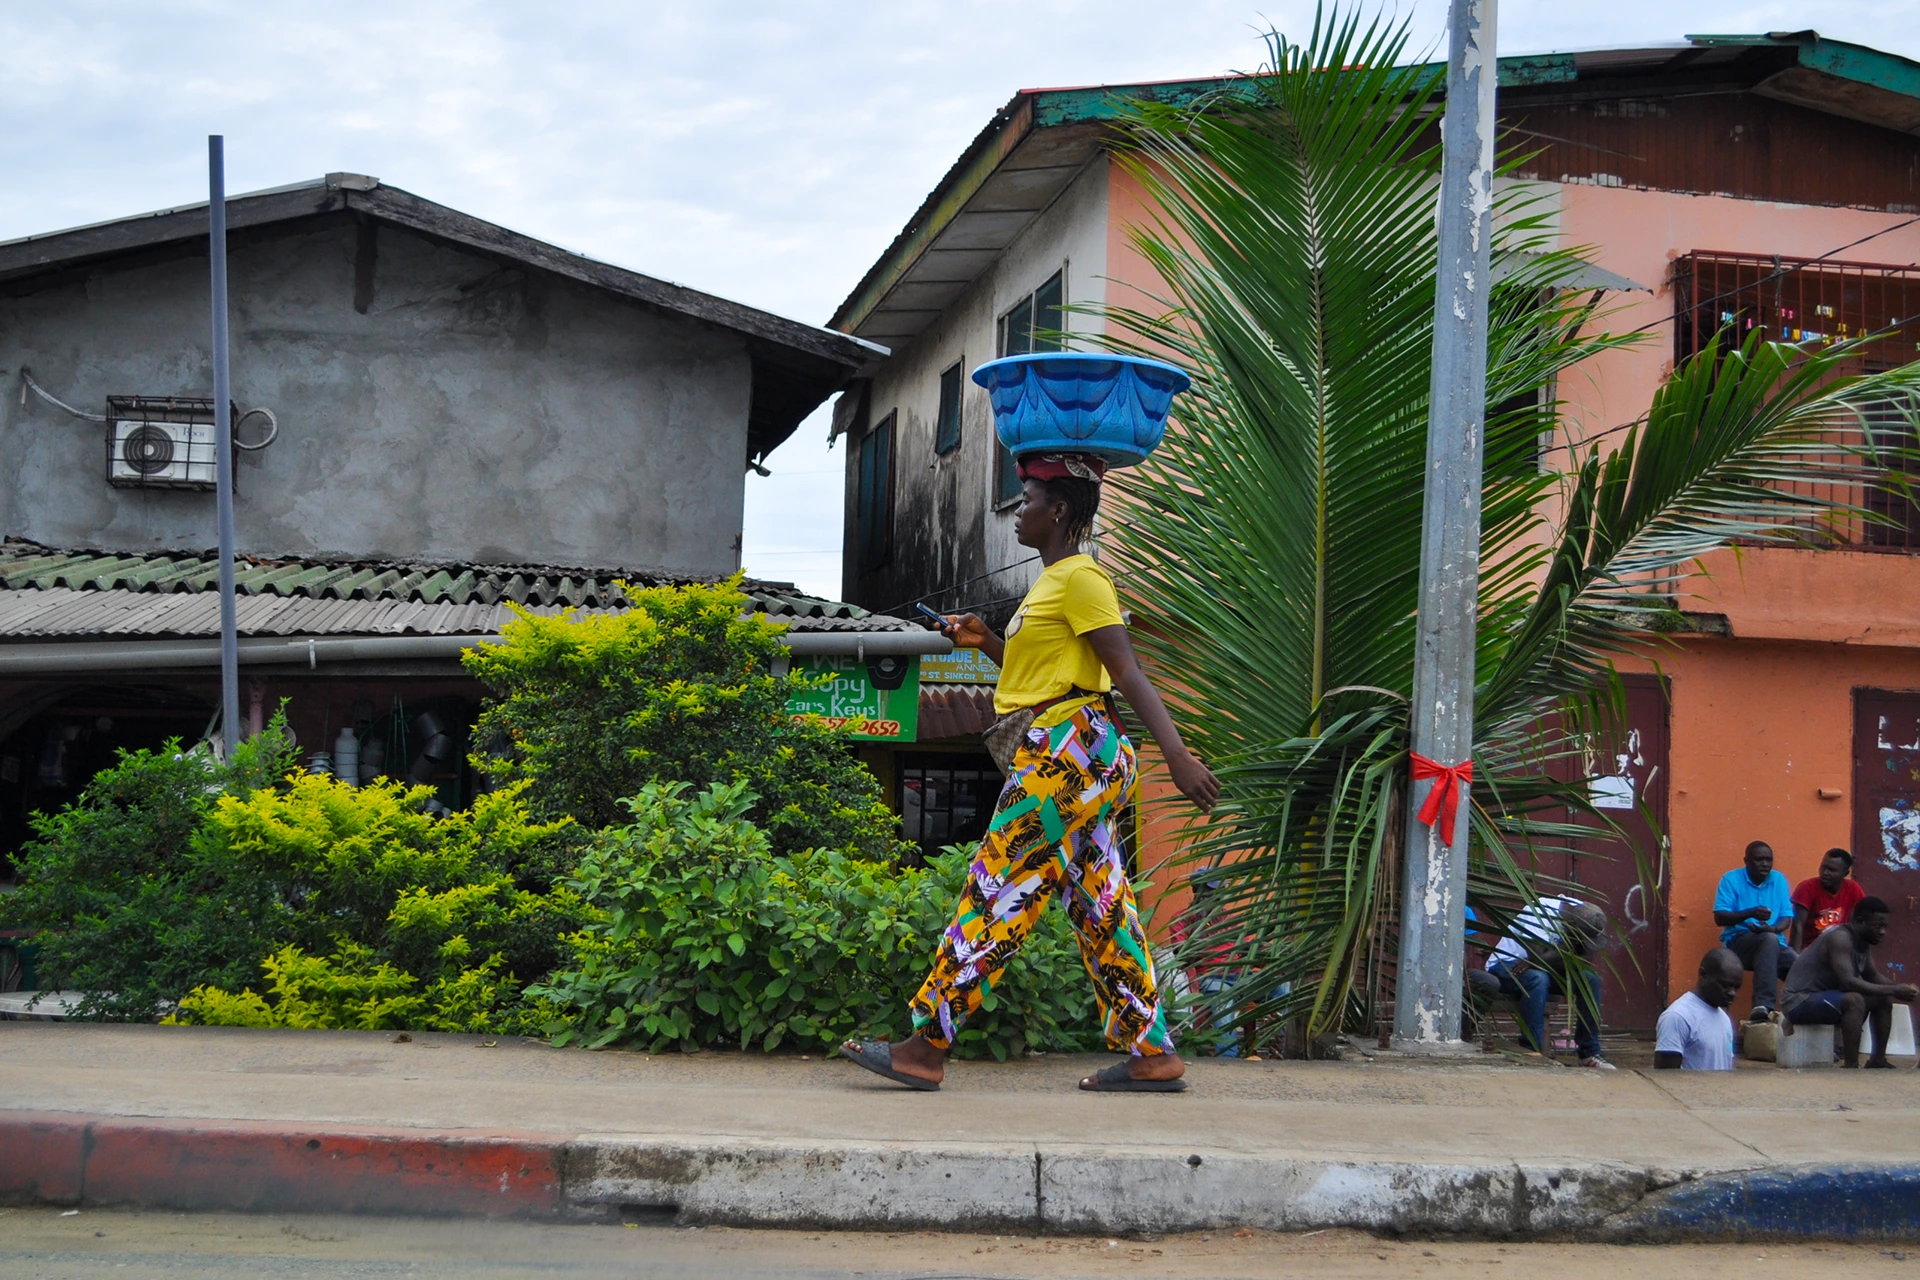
[1393,0,1497,1052]
[209,136,241,758]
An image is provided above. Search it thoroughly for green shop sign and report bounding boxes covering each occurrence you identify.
[787,654,920,743]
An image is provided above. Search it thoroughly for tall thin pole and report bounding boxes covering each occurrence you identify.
[209,135,241,758]
[1393,0,1497,1051]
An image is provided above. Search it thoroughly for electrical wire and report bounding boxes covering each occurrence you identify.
[17,368,106,422]
[1568,306,1920,452]
[18,367,280,448]
[1626,216,1920,338]
[876,553,1041,617]
[233,406,278,451]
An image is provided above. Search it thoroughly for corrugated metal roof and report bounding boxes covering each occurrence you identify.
[918,683,997,741]
[0,542,913,640]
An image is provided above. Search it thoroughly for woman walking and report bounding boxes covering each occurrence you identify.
[842,452,1219,1092]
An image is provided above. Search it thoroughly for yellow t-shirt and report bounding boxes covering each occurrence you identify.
[993,554,1125,725]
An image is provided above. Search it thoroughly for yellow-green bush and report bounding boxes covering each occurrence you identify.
[164,775,578,1034]
[464,576,910,862]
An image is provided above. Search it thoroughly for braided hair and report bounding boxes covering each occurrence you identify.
[1041,474,1101,548]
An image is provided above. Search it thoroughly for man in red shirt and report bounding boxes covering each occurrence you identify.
[1791,848,1867,951]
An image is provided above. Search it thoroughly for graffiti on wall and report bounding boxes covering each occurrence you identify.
[1875,714,1920,872]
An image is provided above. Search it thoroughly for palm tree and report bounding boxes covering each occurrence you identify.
[1100,7,1920,1048]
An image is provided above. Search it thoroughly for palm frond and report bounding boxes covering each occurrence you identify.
[1101,6,1920,1048]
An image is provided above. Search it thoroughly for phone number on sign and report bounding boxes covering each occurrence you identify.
[818,716,902,737]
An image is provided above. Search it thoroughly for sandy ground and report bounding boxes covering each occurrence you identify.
[2,1207,1915,1280]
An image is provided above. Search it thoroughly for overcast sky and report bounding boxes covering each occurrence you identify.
[4,1,1917,598]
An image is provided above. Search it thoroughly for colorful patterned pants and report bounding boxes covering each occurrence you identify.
[910,704,1174,1056]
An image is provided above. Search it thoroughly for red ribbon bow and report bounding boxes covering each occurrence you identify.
[1410,752,1474,844]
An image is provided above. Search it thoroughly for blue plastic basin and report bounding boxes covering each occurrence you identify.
[971,353,1191,468]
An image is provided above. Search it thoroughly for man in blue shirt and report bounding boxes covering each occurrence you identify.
[1713,840,1797,1022]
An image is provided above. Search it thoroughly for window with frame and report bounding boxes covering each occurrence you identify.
[1672,252,1920,549]
[994,269,1066,505]
[935,361,963,456]
[898,752,1001,863]
[856,411,895,571]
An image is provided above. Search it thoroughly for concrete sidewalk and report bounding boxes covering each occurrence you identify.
[2,1022,1917,1240]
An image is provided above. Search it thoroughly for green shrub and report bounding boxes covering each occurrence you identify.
[204,773,579,976]
[462,577,910,862]
[531,780,1097,1060]
[8,722,300,1020]
[170,942,534,1034]
[166,775,579,1034]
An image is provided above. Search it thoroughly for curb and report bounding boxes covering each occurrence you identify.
[0,1113,566,1220]
[4,1111,1918,1240]
[1608,1162,1920,1241]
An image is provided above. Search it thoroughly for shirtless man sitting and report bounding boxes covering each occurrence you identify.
[1777,896,1919,1068]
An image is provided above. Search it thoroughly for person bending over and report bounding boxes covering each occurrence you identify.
[1654,948,1743,1070]
[1778,897,1918,1068]
[1486,898,1615,1070]
[840,453,1219,1093]
[1790,848,1864,952]
[1713,840,1796,1022]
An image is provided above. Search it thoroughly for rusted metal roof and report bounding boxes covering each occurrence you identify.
[0,542,913,640]
[917,683,998,741]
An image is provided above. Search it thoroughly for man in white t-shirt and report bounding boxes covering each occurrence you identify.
[1485,897,1615,1069]
[1654,948,1744,1070]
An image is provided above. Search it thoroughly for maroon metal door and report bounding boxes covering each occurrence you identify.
[1851,691,1920,989]
[1563,675,1672,1030]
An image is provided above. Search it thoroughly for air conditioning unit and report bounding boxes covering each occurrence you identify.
[105,396,225,490]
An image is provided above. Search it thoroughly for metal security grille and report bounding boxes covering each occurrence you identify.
[1672,253,1920,550]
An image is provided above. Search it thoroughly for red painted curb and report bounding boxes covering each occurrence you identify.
[0,1114,86,1203]
[0,1111,569,1219]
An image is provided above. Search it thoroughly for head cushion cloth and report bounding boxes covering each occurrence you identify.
[1016,453,1107,483]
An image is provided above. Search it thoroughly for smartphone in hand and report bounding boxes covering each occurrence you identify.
[914,602,948,631]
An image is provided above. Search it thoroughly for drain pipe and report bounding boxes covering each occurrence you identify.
[0,629,952,675]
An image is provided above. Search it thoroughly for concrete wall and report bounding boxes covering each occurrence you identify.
[0,215,752,574]
[1102,162,1920,944]
[1551,182,1920,466]
[1547,184,1920,1001]
[1618,637,1920,1007]
[844,155,1110,619]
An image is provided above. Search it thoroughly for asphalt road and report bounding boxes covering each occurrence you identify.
[2,1208,1913,1279]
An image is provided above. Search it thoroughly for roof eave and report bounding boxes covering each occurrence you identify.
[0,176,887,459]
[828,55,1583,342]
[828,92,1039,336]
[831,34,1920,353]
[1688,31,1920,133]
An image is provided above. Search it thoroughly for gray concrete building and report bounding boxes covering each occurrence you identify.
[2,173,881,576]
[0,175,910,877]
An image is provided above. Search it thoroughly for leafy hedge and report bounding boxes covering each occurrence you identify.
[13,581,1107,1057]
[166,774,581,1033]
[532,781,1097,1060]
[463,577,911,863]
[6,725,301,1020]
